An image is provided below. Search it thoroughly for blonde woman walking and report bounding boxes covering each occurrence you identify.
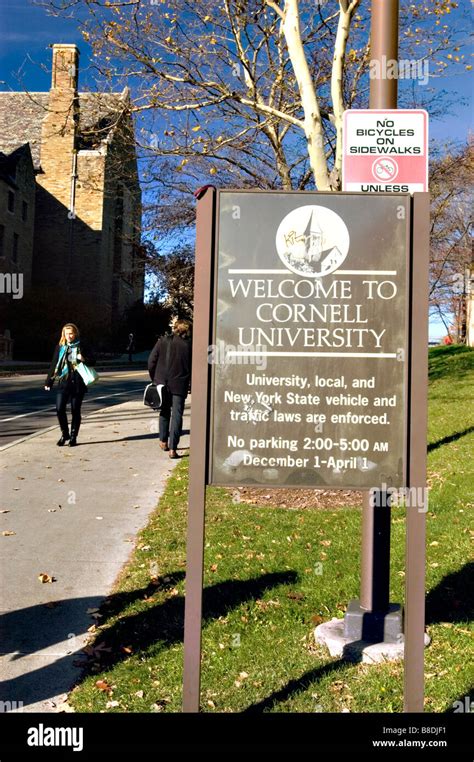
[44,323,95,447]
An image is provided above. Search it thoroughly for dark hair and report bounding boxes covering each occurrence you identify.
[173,320,192,338]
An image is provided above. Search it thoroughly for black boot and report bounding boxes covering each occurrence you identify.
[57,433,70,447]
[68,432,78,447]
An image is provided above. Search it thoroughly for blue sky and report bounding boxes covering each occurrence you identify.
[1,0,472,338]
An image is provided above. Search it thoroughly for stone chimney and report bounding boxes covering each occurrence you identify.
[51,44,79,90]
[37,44,80,203]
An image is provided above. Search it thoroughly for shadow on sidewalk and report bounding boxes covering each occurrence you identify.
[80,428,191,445]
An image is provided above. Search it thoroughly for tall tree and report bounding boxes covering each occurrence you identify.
[43,0,470,238]
[429,140,473,339]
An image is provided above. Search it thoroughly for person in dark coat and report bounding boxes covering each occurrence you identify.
[127,332,135,363]
[148,319,192,459]
[44,323,95,447]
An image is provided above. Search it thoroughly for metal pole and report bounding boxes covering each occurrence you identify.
[360,0,399,616]
[404,192,429,712]
[369,0,399,109]
[182,188,215,712]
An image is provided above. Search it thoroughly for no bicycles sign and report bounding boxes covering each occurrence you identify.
[343,109,428,193]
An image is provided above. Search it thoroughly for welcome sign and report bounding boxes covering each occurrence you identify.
[209,191,411,489]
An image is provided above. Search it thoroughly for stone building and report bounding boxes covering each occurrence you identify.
[0,144,36,292]
[0,43,143,352]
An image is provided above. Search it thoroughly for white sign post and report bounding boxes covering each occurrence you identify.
[343,109,428,193]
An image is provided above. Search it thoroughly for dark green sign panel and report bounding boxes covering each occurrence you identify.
[209,191,410,489]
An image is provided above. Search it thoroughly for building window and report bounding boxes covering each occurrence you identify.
[7,191,15,213]
[0,225,4,257]
[12,233,19,263]
[22,201,28,222]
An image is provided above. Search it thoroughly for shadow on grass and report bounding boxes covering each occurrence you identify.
[85,570,299,669]
[428,345,473,382]
[443,688,473,713]
[243,659,348,713]
[428,426,474,453]
[425,562,474,625]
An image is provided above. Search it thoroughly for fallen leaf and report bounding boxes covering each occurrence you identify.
[0,509,11,514]
[121,646,133,655]
[96,516,103,520]
[86,607,100,614]
[287,591,305,601]
[320,540,332,547]
[58,479,64,483]
[95,680,112,693]
[83,643,111,658]
[210,564,218,572]
[2,530,16,536]
[239,671,249,679]
[312,614,325,625]
[134,690,144,698]
[38,573,54,583]
[106,700,120,708]
[48,509,56,513]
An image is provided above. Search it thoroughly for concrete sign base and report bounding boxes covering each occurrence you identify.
[315,619,430,663]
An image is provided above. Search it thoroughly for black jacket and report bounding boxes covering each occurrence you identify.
[148,334,192,397]
[45,341,95,392]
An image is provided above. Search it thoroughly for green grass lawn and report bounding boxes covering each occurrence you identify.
[69,345,473,713]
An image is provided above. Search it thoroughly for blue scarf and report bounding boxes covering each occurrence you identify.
[54,340,80,381]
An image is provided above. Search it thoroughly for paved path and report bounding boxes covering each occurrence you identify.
[0,398,190,712]
[0,370,149,447]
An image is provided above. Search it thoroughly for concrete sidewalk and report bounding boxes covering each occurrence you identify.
[0,398,190,712]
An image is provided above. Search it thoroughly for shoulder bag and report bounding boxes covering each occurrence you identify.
[144,335,172,410]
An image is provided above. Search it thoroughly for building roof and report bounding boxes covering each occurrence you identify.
[0,89,130,170]
[0,144,34,188]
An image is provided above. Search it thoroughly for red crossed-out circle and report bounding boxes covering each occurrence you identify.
[371,157,399,182]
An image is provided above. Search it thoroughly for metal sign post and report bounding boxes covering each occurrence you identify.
[182,188,215,712]
[345,0,403,646]
[404,192,429,712]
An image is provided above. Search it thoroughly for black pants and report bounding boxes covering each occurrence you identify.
[56,386,85,436]
[159,393,186,450]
